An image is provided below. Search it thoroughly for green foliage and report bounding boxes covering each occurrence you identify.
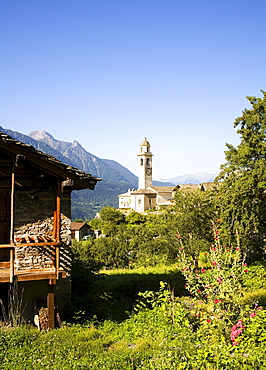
[240,261,266,290]
[70,264,186,322]
[218,91,266,256]
[241,289,266,307]
[177,230,249,329]
[125,211,147,224]
[99,206,125,224]
[1,277,266,369]
[173,189,218,258]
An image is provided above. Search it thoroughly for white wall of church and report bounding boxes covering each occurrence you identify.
[156,193,173,206]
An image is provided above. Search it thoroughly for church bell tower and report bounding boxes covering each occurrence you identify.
[138,138,153,189]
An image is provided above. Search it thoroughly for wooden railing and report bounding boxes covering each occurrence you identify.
[0,239,61,283]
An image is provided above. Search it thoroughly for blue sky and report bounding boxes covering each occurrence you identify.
[1,0,265,179]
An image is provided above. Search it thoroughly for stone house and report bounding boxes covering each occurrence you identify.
[0,131,100,328]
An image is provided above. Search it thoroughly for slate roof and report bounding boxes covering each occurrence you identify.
[0,130,101,190]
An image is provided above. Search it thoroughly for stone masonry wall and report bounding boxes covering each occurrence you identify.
[14,188,71,272]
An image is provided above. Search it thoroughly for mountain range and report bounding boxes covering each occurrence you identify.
[0,126,216,219]
[159,172,218,185]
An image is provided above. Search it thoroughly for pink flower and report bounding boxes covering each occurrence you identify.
[201,268,206,273]
[250,312,256,318]
[244,269,248,273]
[230,320,245,345]
[216,277,223,284]
[206,319,211,323]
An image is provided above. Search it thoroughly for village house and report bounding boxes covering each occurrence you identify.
[71,222,91,241]
[0,131,100,328]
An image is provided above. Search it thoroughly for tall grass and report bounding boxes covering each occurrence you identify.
[0,281,25,327]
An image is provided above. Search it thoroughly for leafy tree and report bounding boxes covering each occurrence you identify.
[99,206,125,224]
[125,211,147,225]
[173,189,218,257]
[218,91,266,257]
[73,218,84,223]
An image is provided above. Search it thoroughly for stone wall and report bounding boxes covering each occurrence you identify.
[14,188,72,272]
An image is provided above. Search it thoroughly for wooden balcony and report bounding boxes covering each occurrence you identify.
[0,238,66,283]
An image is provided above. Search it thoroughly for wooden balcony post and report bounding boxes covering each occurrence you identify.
[47,291,55,330]
[53,179,61,279]
[10,156,15,283]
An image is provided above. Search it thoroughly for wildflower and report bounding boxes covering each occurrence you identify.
[206,319,211,323]
[216,277,223,284]
[201,268,206,273]
[230,320,244,345]
[244,269,248,273]
[250,312,256,318]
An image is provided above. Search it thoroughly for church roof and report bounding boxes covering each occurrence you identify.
[176,184,202,191]
[149,186,177,193]
[140,137,150,147]
[118,191,132,197]
[131,188,156,195]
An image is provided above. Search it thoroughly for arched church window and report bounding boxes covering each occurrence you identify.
[140,159,143,166]
[146,158,150,166]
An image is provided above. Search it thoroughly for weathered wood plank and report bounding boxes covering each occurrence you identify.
[47,292,55,330]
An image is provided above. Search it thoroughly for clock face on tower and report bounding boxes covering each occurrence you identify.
[146,168,152,176]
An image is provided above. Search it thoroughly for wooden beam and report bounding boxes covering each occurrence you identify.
[47,292,55,330]
[56,178,61,242]
[0,269,67,283]
[14,241,60,247]
[10,156,15,283]
[53,179,61,279]
[0,244,12,248]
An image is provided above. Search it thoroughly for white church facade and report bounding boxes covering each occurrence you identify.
[118,138,178,212]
